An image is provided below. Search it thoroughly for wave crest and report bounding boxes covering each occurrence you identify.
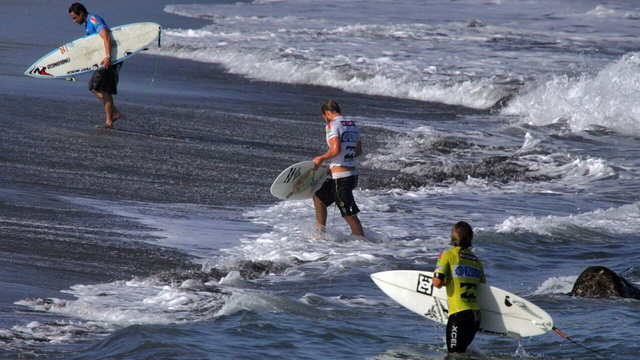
[502,52,640,134]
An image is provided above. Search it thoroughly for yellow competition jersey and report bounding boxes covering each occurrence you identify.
[434,247,486,315]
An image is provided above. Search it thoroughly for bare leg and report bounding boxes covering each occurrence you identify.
[313,195,327,232]
[92,90,122,127]
[344,214,365,237]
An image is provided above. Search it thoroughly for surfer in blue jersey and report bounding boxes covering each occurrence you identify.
[312,100,365,237]
[69,3,123,128]
[433,221,485,353]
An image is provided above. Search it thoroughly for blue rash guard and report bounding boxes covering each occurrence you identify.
[85,14,108,35]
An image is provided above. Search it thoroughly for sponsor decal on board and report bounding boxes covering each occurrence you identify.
[47,58,70,70]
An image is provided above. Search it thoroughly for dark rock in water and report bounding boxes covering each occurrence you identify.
[430,137,473,154]
[363,133,558,191]
[569,266,640,299]
[233,260,290,280]
[155,260,290,285]
[367,155,554,190]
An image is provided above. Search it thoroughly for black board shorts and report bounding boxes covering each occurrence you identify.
[314,175,360,217]
[88,62,122,95]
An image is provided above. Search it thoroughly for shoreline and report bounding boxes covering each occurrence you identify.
[0,0,479,343]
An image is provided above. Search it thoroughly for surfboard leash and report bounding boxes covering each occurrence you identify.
[552,327,604,357]
[150,55,161,85]
[151,26,162,85]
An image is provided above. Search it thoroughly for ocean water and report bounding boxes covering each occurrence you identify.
[1,0,640,359]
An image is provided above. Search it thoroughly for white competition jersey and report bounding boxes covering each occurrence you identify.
[325,116,360,168]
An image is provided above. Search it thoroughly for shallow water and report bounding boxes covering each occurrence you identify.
[1,0,639,359]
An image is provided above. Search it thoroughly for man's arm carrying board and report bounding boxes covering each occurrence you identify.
[270,161,331,200]
[371,270,553,338]
[25,22,161,79]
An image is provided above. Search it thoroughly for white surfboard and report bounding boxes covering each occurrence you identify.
[25,22,161,78]
[270,161,331,200]
[371,270,553,338]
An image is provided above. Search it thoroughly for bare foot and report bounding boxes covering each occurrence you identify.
[112,113,124,123]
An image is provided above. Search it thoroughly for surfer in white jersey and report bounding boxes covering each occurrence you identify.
[69,3,123,128]
[312,100,365,237]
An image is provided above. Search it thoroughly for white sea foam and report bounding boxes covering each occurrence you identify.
[496,202,640,236]
[532,276,577,296]
[585,5,640,19]
[16,277,230,326]
[7,320,110,344]
[159,31,508,109]
[158,0,637,110]
[502,53,640,134]
[12,271,292,343]
[299,293,390,310]
[214,290,329,318]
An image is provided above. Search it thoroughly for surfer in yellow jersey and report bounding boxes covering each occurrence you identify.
[312,100,365,237]
[433,221,486,353]
[69,3,123,128]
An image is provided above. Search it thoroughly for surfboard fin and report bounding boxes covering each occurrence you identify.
[65,77,76,82]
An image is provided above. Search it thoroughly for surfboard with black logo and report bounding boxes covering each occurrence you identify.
[371,270,553,338]
[25,22,161,79]
[270,161,331,201]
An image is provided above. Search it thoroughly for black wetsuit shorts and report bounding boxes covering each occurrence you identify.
[314,175,360,217]
[446,309,481,353]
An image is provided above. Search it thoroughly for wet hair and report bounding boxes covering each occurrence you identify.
[321,100,341,115]
[451,221,473,248]
[69,3,88,15]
